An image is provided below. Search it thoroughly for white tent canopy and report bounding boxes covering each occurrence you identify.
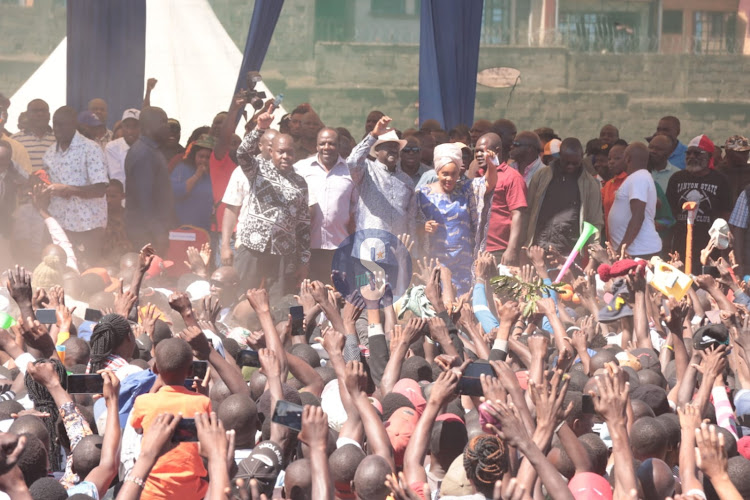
[8,0,283,140]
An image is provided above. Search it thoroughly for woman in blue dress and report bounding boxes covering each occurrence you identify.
[416,142,497,295]
[170,134,215,231]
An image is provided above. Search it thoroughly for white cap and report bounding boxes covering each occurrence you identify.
[121,108,140,121]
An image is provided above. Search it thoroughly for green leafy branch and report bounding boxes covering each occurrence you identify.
[490,275,566,316]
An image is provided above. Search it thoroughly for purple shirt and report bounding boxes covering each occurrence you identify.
[294,154,357,250]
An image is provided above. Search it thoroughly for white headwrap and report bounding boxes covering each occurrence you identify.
[433,143,463,172]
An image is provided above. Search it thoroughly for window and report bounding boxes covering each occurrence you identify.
[693,11,737,54]
[370,0,419,16]
[662,10,683,35]
[480,0,511,45]
[558,12,640,52]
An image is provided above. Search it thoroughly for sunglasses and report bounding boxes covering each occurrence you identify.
[401,147,421,153]
[511,141,538,150]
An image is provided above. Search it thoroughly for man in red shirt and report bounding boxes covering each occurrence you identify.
[209,94,244,266]
[479,133,528,266]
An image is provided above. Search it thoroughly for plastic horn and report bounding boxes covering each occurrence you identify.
[682,201,698,274]
[553,221,599,284]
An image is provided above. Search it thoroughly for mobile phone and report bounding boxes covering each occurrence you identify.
[67,374,104,394]
[702,266,721,279]
[271,400,304,432]
[35,308,57,324]
[581,394,595,414]
[290,306,305,336]
[84,308,103,322]
[172,418,198,442]
[183,379,197,391]
[458,362,494,396]
[192,361,208,380]
[272,93,284,108]
[238,349,260,368]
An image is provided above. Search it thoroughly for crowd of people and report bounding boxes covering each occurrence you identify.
[0,78,749,500]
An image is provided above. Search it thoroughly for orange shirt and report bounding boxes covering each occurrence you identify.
[602,171,627,238]
[130,385,212,500]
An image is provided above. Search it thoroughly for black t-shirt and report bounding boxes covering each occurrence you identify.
[666,168,731,271]
[535,167,581,253]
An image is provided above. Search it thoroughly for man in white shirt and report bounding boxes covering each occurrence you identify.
[294,128,357,282]
[105,109,140,187]
[608,142,662,258]
[43,106,108,267]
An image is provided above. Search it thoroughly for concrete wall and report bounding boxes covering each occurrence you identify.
[264,41,750,144]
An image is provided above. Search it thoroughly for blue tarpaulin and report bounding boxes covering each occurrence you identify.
[67,0,146,128]
[419,0,484,130]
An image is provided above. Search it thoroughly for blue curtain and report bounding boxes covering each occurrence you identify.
[419,0,484,130]
[233,0,285,97]
[67,0,146,129]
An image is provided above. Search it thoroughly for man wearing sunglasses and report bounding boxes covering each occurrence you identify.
[508,131,544,186]
[399,136,430,186]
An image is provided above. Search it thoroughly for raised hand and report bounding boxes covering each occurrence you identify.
[137,244,156,275]
[168,291,193,315]
[529,370,572,431]
[6,266,32,310]
[20,317,55,357]
[195,411,229,461]
[258,348,280,378]
[590,364,629,424]
[415,257,437,285]
[140,303,160,338]
[114,282,137,317]
[139,413,181,462]
[198,295,221,325]
[474,252,497,280]
[298,405,330,448]
[370,115,392,137]
[184,246,208,277]
[245,288,270,314]
[429,370,459,406]
[178,325,211,360]
[482,399,531,449]
[315,327,345,357]
[26,359,61,388]
[343,360,368,395]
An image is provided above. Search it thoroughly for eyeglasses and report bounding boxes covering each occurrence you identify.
[401,147,421,153]
[686,149,708,157]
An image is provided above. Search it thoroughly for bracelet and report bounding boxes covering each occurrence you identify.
[554,420,565,433]
[124,473,146,489]
[664,345,673,351]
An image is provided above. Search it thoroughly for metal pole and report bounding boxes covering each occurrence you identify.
[656,0,663,53]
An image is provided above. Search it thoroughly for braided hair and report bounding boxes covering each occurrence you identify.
[89,313,132,372]
[24,358,67,471]
[463,434,509,497]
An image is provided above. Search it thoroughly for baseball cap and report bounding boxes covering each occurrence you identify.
[77,110,103,127]
[598,280,632,323]
[236,441,283,496]
[321,379,347,431]
[440,454,473,496]
[543,138,561,158]
[725,135,750,152]
[121,108,140,122]
[186,280,211,301]
[568,472,613,500]
[630,348,660,371]
[385,407,419,467]
[392,378,426,416]
[692,324,729,351]
[145,256,174,279]
[738,436,750,460]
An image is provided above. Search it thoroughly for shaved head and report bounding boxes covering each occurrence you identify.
[624,142,649,174]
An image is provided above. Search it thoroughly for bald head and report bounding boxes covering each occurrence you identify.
[637,458,675,500]
[624,142,649,174]
[140,107,168,142]
[271,133,295,172]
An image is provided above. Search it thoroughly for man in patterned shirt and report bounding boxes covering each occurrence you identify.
[43,106,108,267]
[221,104,310,300]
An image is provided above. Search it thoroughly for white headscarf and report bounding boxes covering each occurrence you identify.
[433,143,463,173]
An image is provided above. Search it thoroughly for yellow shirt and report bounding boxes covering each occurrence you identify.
[1,133,32,174]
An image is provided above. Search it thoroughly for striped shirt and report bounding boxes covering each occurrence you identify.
[11,129,55,172]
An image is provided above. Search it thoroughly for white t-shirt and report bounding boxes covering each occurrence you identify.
[608,169,662,256]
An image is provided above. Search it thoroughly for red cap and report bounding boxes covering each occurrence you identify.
[385,407,419,467]
[146,256,174,279]
[738,436,750,460]
[436,413,464,424]
[568,472,613,500]
[393,378,426,416]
